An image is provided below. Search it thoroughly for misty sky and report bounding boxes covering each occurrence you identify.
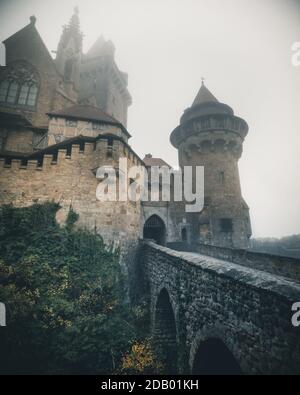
[0,0,299,238]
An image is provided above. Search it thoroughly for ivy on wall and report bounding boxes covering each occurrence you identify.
[0,203,159,374]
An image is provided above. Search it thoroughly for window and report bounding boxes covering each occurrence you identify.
[0,62,39,107]
[220,218,233,232]
[6,82,19,103]
[18,83,30,104]
[92,122,104,131]
[66,119,77,127]
[27,85,38,106]
[0,80,9,101]
[107,137,113,158]
[0,80,38,107]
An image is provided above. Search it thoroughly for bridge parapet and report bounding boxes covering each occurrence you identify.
[140,240,300,374]
[167,241,300,282]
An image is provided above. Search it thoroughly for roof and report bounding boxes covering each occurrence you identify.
[2,17,55,67]
[0,111,33,127]
[192,83,219,106]
[86,36,105,57]
[47,104,131,138]
[143,154,171,168]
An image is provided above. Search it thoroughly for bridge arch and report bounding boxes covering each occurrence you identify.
[153,287,177,373]
[143,214,166,245]
[189,326,242,375]
[192,338,242,375]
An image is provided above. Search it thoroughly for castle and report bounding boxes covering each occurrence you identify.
[0,9,252,256]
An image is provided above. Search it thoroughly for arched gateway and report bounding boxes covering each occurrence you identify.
[143,215,166,245]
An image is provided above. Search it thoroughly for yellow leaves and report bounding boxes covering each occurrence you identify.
[121,340,162,374]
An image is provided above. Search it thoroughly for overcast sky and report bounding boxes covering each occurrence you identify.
[0,0,300,238]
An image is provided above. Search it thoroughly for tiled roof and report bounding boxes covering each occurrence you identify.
[143,154,171,168]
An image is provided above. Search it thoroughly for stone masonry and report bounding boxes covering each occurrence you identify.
[140,240,300,374]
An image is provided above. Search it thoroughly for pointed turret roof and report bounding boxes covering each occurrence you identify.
[192,82,218,106]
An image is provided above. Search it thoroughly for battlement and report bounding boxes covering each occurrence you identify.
[0,134,144,173]
[171,113,248,149]
[0,135,142,247]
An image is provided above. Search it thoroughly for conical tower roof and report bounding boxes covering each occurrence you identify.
[192,82,218,106]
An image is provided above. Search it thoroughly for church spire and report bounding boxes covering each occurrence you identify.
[59,6,82,52]
[55,7,83,94]
[68,6,80,32]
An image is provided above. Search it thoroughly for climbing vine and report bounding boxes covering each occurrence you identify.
[0,203,156,374]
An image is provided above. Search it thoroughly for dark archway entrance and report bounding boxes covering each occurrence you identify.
[143,215,166,245]
[153,289,177,374]
[192,338,242,375]
[181,227,187,241]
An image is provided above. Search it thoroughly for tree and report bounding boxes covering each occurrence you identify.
[0,203,137,374]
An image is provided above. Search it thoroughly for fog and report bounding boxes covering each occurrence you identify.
[0,0,300,238]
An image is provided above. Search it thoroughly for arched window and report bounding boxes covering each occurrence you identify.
[0,61,39,107]
[0,80,20,103]
[18,83,38,106]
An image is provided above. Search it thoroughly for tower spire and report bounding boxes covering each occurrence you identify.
[55,7,83,93]
[68,6,80,30]
[192,83,218,107]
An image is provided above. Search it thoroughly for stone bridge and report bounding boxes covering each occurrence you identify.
[138,241,300,375]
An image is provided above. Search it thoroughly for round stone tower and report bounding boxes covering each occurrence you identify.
[170,82,251,249]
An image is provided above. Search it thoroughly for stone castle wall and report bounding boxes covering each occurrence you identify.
[0,138,142,247]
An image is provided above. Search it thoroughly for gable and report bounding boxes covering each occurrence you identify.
[3,19,58,76]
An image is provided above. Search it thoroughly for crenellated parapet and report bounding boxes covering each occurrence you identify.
[0,134,144,173]
[170,112,248,150]
[0,134,144,248]
[179,129,244,160]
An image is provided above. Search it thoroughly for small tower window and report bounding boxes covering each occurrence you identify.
[107,137,113,158]
[220,218,233,232]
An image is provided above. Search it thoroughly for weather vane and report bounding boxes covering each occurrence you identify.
[201,76,205,85]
